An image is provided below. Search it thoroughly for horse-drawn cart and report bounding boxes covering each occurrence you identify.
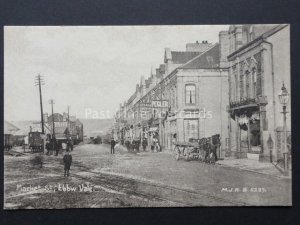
[174,134,220,164]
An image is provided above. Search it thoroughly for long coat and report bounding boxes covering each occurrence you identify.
[63,154,72,170]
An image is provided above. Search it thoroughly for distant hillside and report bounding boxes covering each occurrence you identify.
[8,118,114,137]
[8,120,40,135]
[78,118,114,137]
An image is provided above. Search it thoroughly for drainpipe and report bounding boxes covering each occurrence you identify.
[263,40,276,159]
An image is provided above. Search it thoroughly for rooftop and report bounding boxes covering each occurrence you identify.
[180,44,220,69]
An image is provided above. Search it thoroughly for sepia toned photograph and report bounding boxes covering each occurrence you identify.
[4,24,292,209]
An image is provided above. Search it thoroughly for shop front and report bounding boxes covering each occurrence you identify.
[229,100,262,159]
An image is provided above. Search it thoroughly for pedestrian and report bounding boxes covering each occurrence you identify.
[69,139,74,151]
[142,138,147,151]
[111,138,116,154]
[45,139,50,155]
[55,139,60,156]
[46,139,51,155]
[135,139,140,152]
[63,150,72,177]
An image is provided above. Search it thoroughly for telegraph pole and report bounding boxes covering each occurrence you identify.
[67,105,70,138]
[34,74,45,134]
[49,99,55,139]
[67,105,70,128]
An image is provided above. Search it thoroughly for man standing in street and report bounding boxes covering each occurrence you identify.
[63,149,72,177]
[111,138,116,154]
[142,138,148,151]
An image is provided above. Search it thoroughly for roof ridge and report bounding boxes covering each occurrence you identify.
[178,43,219,69]
[171,50,200,53]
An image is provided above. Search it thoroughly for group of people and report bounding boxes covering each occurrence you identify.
[122,136,161,152]
[45,138,74,156]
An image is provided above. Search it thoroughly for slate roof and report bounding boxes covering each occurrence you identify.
[180,44,220,69]
[170,51,201,64]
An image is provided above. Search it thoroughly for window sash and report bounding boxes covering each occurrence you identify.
[185,85,196,104]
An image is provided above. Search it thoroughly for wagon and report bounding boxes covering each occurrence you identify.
[4,134,14,151]
[174,134,220,164]
[28,132,44,153]
[174,142,200,161]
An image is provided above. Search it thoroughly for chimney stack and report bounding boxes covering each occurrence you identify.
[219,30,230,68]
[186,41,213,52]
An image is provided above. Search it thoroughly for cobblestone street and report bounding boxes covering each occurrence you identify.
[4,144,292,209]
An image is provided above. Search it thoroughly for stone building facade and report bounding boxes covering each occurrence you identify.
[225,24,291,161]
[115,40,230,157]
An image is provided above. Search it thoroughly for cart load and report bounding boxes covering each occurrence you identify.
[174,134,220,164]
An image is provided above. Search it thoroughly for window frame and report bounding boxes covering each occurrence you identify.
[185,84,196,105]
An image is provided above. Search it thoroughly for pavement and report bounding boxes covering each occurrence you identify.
[4,144,292,208]
[216,158,291,179]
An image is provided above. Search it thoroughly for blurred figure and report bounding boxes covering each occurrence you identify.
[142,138,148,151]
[46,139,51,155]
[63,150,72,177]
[111,138,116,154]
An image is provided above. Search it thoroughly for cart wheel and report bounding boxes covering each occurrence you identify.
[175,152,180,160]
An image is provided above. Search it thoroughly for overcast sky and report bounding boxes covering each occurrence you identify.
[4,25,228,121]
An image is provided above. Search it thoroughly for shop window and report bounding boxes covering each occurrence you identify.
[185,84,196,105]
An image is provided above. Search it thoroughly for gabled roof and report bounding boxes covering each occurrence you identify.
[180,44,220,69]
[164,47,201,64]
[4,121,20,134]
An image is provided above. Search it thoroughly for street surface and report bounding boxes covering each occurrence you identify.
[4,144,292,209]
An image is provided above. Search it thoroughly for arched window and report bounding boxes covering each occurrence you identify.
[185,84,196,104]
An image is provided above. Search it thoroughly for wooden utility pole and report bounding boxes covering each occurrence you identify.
[67,105,70,138]
[67,106,70,127]
[49,99,55,139]
[34,74,45,134]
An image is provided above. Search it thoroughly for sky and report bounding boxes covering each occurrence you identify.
[4,25,228,121]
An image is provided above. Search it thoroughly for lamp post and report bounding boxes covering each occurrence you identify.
[278,82,289,176]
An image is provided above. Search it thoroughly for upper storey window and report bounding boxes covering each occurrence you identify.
[185,84,196,105]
